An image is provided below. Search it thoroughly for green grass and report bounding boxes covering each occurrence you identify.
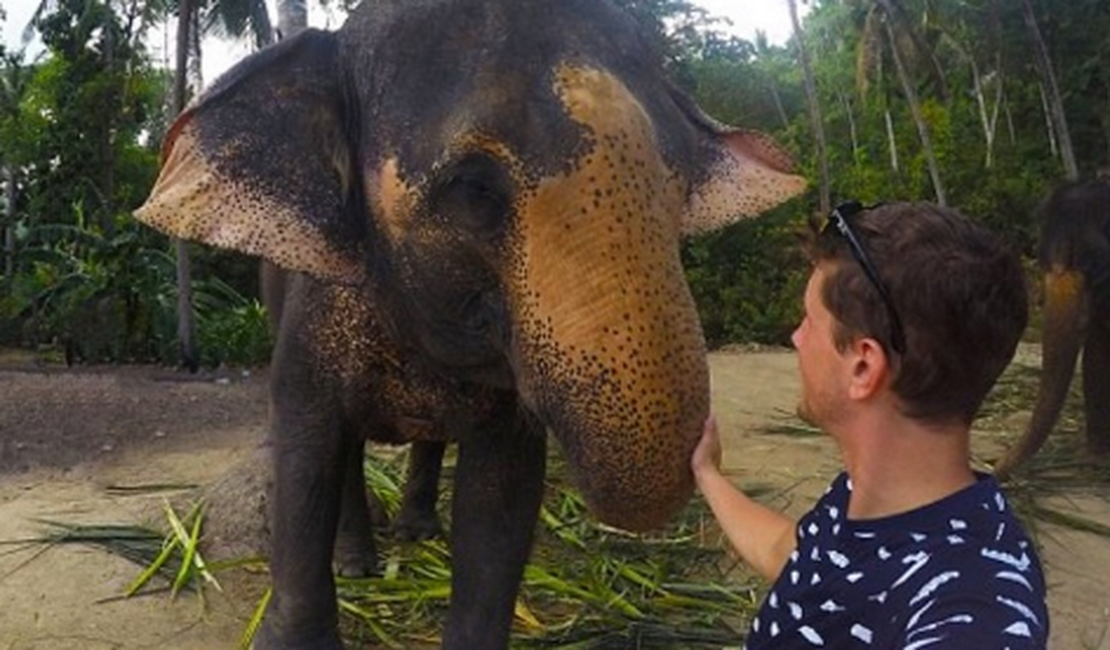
[10,449,758,649]
[331,452,757,648]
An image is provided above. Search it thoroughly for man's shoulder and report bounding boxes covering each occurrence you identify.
[897,505,1046,598]
[896,561,1049,648]
[888,519,1048,644]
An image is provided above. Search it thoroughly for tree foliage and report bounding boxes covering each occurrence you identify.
[0,0,268,362]
[1,0,1108,360]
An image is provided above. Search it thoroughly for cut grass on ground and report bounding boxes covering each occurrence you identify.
[7,449,759,649]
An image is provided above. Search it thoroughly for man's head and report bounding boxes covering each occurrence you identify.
[803,201,1029,426]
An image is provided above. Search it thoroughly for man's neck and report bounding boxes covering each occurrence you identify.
[836,408,976,521]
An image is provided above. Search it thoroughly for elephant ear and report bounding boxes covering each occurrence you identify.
[675,94,808,235]
[135,30,365,283]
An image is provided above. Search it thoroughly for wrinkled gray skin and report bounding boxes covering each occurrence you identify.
[135,1,806,647]
[996,177,1110,478]
[261,261,446,575]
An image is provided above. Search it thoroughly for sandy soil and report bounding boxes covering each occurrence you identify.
[0,348,1107,649]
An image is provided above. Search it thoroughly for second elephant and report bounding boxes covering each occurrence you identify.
[996,176,1110,477]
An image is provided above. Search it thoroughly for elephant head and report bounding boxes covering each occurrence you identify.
[137,0,805,533]
[996,178,1110,478]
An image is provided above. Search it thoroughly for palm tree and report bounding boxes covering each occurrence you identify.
[881,12,945,206]
[1020,0,1078,181]
[0,52,30,278]
[19,0,271,369]
[165,0,272,371]
[170,0,200,370]
[752,32,791,130]
[937,31,1004,169]
[786,0,829,216]
[856,0,947,206]
[276,0,307,40]
[205,0,272,47]
[2,166,13,278]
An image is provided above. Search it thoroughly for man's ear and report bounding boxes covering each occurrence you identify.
[135,29,366,283]
[846,337,891,401]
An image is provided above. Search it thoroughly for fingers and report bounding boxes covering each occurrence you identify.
[691,414,723,475]
[704,414,719,441]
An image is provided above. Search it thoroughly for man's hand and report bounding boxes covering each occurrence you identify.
[691,415,723,478]
[689,413,797,581]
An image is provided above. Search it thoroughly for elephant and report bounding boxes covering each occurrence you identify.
[135,0,806,647]
[995,176,1110,478]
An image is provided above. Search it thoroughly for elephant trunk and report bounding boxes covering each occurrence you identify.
[514,286,708,532]
[997,267,1088,477]
[509,188,707,532]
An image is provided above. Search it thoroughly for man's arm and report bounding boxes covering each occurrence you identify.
[691,416,797,581]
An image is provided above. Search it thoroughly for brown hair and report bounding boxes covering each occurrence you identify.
[805,202,1029,425]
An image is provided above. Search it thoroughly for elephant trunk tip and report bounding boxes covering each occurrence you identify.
[576,466,696,534]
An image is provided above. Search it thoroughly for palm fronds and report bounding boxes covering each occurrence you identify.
[8,448,756,649]
[334,450,757,648]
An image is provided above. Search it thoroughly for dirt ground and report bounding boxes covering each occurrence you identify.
[0,347,1108,649]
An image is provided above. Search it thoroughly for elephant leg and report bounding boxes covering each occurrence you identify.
[394,441,447,541]
[333,437,378,578]
[1083,320,1110,456]
[443,416,546,650]
[256,410,346,650]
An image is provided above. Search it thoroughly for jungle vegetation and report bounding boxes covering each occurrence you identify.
[1,0,1107,365]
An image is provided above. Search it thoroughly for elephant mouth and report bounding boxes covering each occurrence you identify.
[391,284,517,390]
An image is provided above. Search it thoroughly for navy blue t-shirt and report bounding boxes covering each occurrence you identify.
[745,472,1048,649]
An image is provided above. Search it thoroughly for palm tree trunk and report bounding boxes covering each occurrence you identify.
[1037,82,1058,158]
[965,56,995,169]
[1021,0,1078,180]
[1004,98,1017,145]
[173,0,199,372]
[101,20,116,233]
[836,89,860,164]
[985,70,1004,169]
[3,166,14,278]
[277,0,308,40]
[884,108,899,172]
[787,0,829,215]
[884,18,946,206]
[188,8,204,90]
[769,80,790,131]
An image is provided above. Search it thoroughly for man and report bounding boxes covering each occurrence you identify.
[692,201,1048,648]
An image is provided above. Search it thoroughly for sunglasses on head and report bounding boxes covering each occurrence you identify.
[822,201,907,356]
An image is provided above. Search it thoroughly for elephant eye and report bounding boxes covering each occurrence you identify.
[431,156,511,235]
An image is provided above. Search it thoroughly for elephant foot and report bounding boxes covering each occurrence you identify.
[333,535,378,578]
[254,623,344,650]
[334,550,377,578]
[393,508,443,541]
